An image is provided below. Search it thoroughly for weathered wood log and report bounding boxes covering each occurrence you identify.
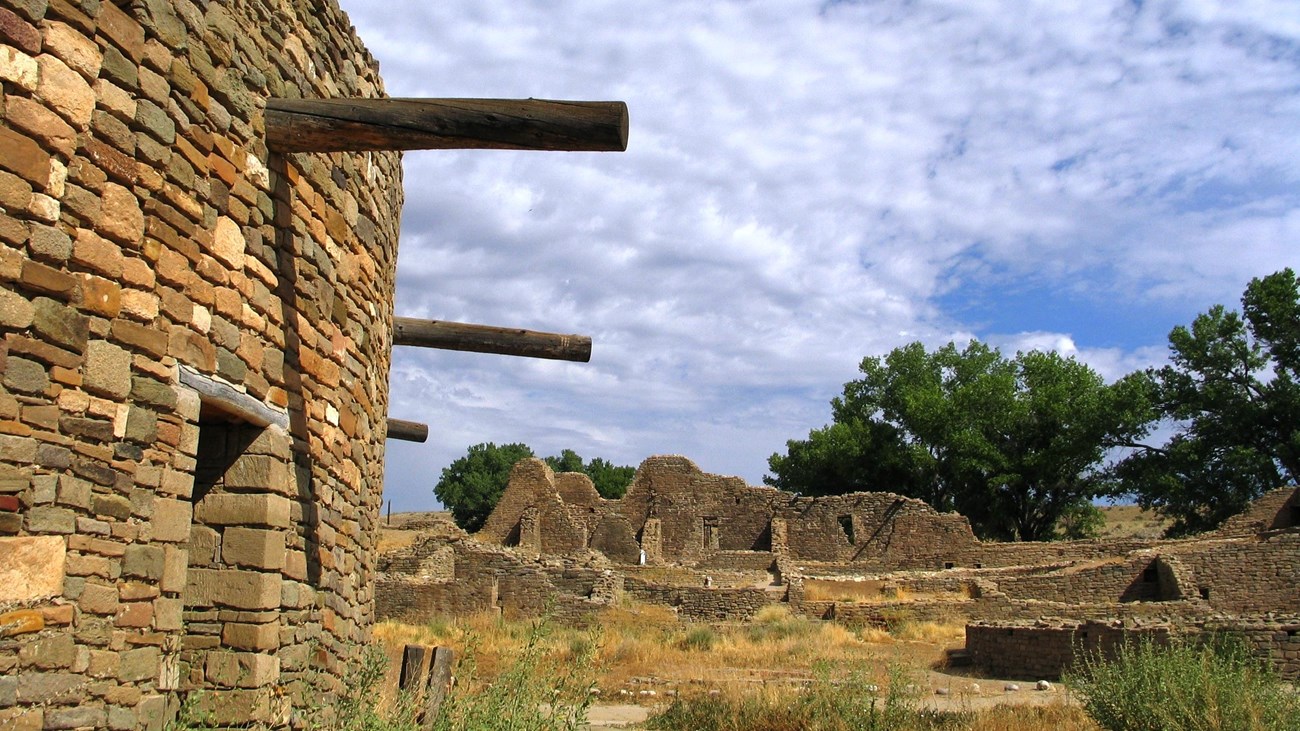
[265,98,629,153]
[423,646,454,728]
[392,317,592,363]
[387,419,429,443]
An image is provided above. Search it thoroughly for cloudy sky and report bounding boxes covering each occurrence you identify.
[333,0,1300,511]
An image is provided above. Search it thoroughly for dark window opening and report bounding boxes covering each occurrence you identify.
[1289,504,1300,527]
[837,515,855,545]
[1142,566,1158,583]
[974,562,983,569]
[193,409,258,504]
[503,522,521,547]
[944,561,955,570]
[751,524,772,552]
[1199,586,1211,600]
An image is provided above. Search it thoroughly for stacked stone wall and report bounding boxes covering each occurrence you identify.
[1179,532,1300,613]
[374,535,619,624]
[967,617,1300,681]
[623,578,782,622]
[0,0,402,728]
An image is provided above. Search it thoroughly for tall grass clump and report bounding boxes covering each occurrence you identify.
[744,605,818,643]
[430,617,599,731]
[1067,636,1300,731]
[647,660,944,731]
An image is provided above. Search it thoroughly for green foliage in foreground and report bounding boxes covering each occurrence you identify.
[1067,636,1300,731]
[430,620,598,731]
[647,662,954,731]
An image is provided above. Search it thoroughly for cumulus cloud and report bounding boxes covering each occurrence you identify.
[336,0,1300,509]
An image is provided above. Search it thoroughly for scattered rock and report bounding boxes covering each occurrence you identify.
[934,687,950,696]
[1004,683,1020,692]
[1036,680,1052,691]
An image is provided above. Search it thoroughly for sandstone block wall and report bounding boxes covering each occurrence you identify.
[967,617,1300,681]
[0,0,402,728]
[375,531,620,624]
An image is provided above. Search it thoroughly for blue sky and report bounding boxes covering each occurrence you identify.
[333,0,1300,510]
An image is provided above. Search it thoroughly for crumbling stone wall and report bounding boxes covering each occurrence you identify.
[375,528,621,624]
[0,1,402,728]
[966,616,1300,681]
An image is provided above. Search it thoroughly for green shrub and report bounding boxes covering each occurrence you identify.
[680,625,717,652]
[1067,635,1300,731]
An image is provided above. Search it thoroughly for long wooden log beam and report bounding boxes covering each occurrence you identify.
[387,419,429,443]
[392,317,592,363]
[265,98,629,153]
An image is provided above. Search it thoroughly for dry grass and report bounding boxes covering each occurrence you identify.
[371,602,965,696]
[962,702,1100,731]
[1097,504,1171,540]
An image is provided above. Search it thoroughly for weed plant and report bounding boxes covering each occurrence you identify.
[429,617,599,731]
[646,660,954,731]
[680,624,717,651]
[1067,635,1300,731]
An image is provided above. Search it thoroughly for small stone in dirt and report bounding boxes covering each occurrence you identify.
[1004,683,1021,692]
[934,688,950,696]
[865,684,879,693]
[708,689,721,696]
[1036,680,1052,691]
[969,683,980,693]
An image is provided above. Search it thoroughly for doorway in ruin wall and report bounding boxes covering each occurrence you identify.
[177,369,298,726]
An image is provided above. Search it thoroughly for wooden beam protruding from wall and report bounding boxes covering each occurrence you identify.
[387,419,429,443]
[265,98,629,153]
[392,317,592,363]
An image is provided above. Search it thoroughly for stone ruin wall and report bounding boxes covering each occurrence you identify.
[376,458,1300,681]
[966,617,1300,681]
[0,1,402,728]
[375,519,623,626]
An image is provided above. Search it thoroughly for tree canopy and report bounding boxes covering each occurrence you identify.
[1112,269,1300,535]
[767,341,1150,541]
[435,444,636,531]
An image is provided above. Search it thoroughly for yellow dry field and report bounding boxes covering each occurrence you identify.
[1097,503,1171,539]
[371,603,1096,729]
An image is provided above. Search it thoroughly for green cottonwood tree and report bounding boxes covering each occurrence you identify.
[1113,269,1300,535]
[768,341,1150,541]
[434,442,535,531]
[436,444,637,530]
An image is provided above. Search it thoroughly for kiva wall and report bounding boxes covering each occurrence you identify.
[0,1,402,728]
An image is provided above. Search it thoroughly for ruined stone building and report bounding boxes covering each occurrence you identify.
[0,1,403,727]
[0,0,632,726]
[377,456,1300,681]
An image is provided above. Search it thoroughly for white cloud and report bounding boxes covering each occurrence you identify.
[335,0,1300,509]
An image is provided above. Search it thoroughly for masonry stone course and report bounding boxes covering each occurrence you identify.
[0,0,403,726]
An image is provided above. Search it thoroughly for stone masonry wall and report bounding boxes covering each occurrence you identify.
[967,617,1300,681]
[0,1,402,728]
[375,532,620,624]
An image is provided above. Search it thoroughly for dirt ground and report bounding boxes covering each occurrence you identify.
[584,670,1074,729]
